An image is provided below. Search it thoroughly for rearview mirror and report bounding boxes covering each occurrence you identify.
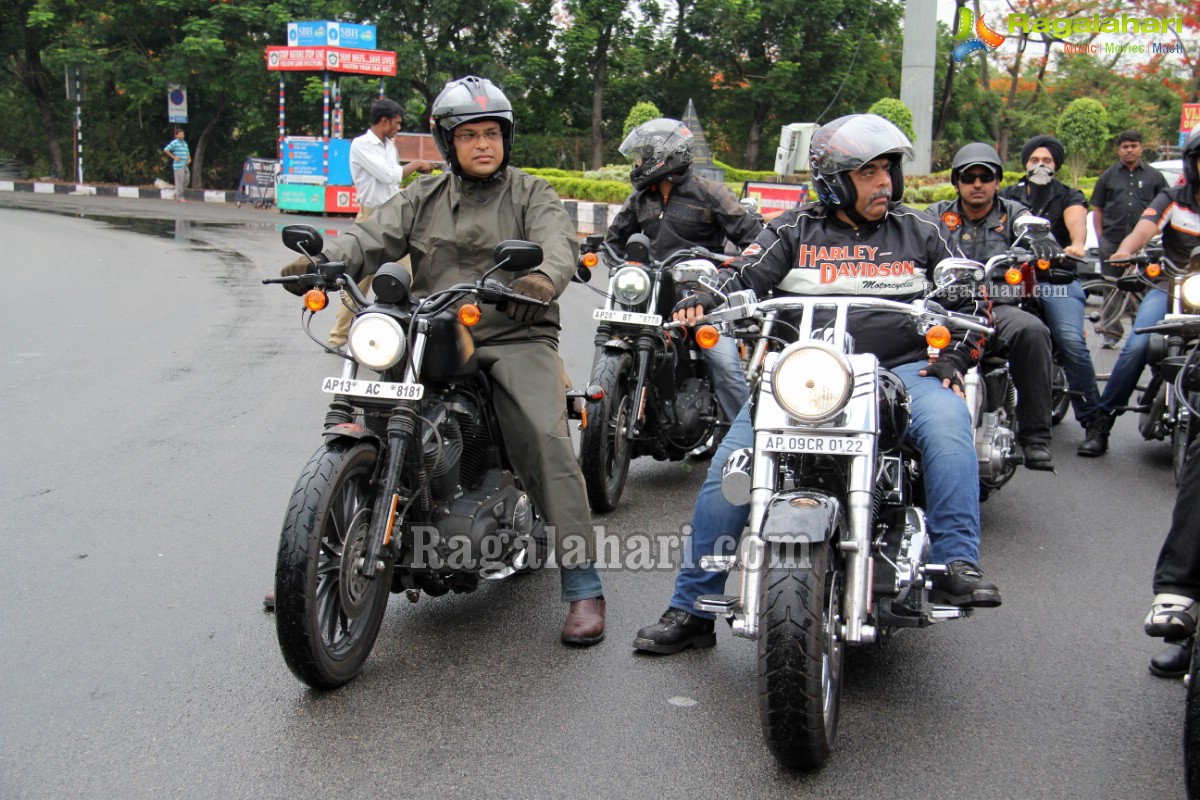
[282,225,324,257]
[493,240,544,272]
[1014,215,1052,241]
[931,258,985,287]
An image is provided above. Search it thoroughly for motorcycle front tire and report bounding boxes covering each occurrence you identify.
[1050,363,1070,426]
[1186,634,1200,799]
[580,352,635,513]
[275,440,392,690]
[757,540,844,770]
[1175,399,1198,486]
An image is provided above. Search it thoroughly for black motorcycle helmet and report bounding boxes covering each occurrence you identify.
[1184,125,1200,192]
[950,142,1003,185]
[809,114,912,210]
[619,118,694,191]
[429,76,515,177]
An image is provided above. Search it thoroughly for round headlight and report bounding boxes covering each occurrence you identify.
[612,266,651,306]
[1182,274,1200,310]
[348,313,406,370]
[772,343,854,423]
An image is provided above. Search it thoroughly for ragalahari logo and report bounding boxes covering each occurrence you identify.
[952,7,1006,62]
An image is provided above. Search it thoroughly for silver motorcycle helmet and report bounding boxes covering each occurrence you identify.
[429,76,515,177]
[619,118,694,191]
[809,114,913,210]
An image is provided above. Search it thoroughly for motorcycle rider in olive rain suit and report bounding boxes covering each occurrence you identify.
[278,76,607,645]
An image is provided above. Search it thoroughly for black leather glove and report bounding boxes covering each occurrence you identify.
[280,255,320,297]
[506,273,556,323]
[1028,235,1065,263]
[671,290,718,319]
[920,358,964,393]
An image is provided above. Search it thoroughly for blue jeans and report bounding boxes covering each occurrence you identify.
[1098,287,1168,414]
[561,563,603,602]
[669,360,982,618]
[700,335,749,421]
[1039,281,1101,427]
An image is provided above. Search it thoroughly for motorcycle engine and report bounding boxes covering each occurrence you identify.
[666,377,718,448]
[420,470,535,576]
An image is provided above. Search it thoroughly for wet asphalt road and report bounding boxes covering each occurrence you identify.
[0,191,1187,799]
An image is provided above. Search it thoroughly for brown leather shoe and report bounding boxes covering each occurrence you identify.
[561,597,605,646]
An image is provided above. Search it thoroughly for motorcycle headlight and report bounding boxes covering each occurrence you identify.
[1182,274,1200,310]
[612,266,651,306]
[772,342,854,423]
[348,313,406,370]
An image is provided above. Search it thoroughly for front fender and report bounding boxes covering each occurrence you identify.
[760,491,843,545]
[322,421,382,448]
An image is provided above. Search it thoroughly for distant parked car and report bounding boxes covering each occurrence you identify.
[1150,159,1184,187]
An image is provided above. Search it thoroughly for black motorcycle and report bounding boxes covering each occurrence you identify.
[575,232,732,512]
[1102,245,1200,482]
[265,225,562,689]
[1135,312,1200,799]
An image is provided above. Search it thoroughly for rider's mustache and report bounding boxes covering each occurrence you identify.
[868,188,891,203]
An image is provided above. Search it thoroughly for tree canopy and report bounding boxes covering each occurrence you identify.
[0,0,1194,187]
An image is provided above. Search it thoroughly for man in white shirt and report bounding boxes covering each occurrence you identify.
[329,98,435,348]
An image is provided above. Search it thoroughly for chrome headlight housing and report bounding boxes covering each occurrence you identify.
[612,266,652,306]
[348,313,406,370]
[1182,273,1200,310]
[771,342,854,423]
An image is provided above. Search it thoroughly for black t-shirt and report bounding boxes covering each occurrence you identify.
[1090,161,1168,246]
[1141,184,1200,270]
[999,179,1087,249]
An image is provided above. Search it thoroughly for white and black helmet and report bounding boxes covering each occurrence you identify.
[429,76,515,177]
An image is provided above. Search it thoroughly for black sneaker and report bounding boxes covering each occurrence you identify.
[633,608,716,654]
[931,561,1002,608]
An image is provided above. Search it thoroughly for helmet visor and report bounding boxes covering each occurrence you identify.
[619,119,692,162]
[811,114,914,176]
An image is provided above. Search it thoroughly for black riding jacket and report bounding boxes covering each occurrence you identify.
[605,171,762,260]
[926,196,1032,304]
[714,202,990,374]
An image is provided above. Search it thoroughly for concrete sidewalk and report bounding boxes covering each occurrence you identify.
[0,178,621,235]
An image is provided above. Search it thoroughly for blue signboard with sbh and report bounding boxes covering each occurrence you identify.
[286,21,377,50]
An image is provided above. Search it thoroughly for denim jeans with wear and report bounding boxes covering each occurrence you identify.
[700,335,750,422]
[1098,287,1168,414]
[1039,281,1101,427]
[668,360,981,618]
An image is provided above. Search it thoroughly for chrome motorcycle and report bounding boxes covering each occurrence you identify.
[687,261,993,769]
[265,225,555,689]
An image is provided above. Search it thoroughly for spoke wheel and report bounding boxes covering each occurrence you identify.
[758,541,843,770]
[1081,279,1138,383]
[275,441,390,689]
[580,352,635,513]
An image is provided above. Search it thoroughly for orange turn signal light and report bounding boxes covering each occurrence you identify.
[581,252,599,269]
[925,325,952,350]
[304,289,327,312]
[1036,258,1050,271]
[1005,268,1023,285]
[458,303,482,326]
[1147,263,1162,279]
[695,325,721,349]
